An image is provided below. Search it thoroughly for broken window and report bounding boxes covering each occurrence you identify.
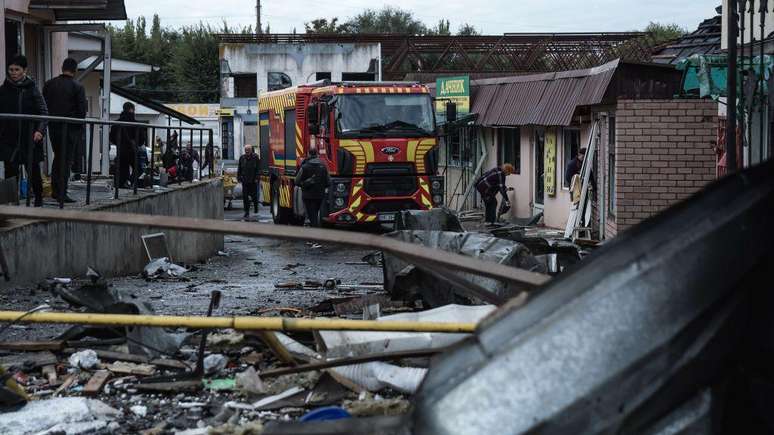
[267,72,292,91]
[497,128,521,174]
[234,74,257,98]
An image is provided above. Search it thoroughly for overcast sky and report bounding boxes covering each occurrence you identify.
[124,1,720,34]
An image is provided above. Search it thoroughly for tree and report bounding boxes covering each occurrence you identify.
[432,19,451,36]
[643,22,686,44]
[457,23,479,36]
[170,23,220,103]
[341,6,428,34]
[305,18,342,34]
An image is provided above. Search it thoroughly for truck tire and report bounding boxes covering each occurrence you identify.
[271,181,291,224]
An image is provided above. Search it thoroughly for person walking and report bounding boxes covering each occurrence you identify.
[109,102,141,188]
[237,145,260,220]
[0,55,48,207]
[294,148,329,227]
[475,163,514,225]
[564,148,586,188]
[43,57,87,203]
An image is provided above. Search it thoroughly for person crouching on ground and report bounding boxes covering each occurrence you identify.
[294,148,330,227]
[0,54,48,207]
[475,163,514,225]
[237,145,260,220]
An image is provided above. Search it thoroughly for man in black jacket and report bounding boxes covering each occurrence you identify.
[294,148,330,227]
[110,102,146,188]
[0,54,48,206]
[237,145,260,219]
[44,58,87,203]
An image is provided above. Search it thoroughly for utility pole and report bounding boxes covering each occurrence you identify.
[727,0,738,173]
[256,0,262,34]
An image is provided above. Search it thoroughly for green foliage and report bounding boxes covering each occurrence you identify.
[644,21,687,44]
[305,8,480,36]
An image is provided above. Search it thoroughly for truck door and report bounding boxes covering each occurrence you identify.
[283,109,297,175]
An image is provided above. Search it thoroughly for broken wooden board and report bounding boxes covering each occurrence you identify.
[53,374,76,396]
[83,370,111,396]
[0,351,58,370]
[105,361,156,376]
[135,379,201,393]
[91,349,187,370]
[0,341,64,351]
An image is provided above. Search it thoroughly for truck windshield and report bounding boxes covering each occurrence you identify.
[336,94,435,138]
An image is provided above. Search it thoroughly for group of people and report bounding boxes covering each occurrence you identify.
[0,55,86,206]
[475,147,587,225]
[237,145,329,226]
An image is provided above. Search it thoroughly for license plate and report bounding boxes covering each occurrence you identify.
[378,213,396,222]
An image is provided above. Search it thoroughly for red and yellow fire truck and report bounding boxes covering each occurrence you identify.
[258,82,444,226]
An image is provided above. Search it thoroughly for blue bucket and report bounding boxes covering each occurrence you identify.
[299,406,351,422]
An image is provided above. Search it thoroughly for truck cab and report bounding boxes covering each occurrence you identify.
[259,82,444,226]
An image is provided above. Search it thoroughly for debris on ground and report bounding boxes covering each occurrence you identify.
[68,349,100,370]
[143,257,188,279]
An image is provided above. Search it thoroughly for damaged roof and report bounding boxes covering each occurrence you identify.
[429,59,681,127]
[29,0,127,21]
[652,16,722,65]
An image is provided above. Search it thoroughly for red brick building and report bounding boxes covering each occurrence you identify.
[600,99,718,238]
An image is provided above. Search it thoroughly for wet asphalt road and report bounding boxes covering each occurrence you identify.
[0,201,384,341]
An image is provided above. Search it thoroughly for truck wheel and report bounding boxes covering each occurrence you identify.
[271,181,291,224]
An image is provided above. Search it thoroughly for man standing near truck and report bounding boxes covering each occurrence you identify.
[238,144,260,220]
[295,148,330,227]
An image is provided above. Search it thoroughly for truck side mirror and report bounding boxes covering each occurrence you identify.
[307,104,319,135]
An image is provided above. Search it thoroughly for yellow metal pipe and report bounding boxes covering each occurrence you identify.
[0,311,477,333]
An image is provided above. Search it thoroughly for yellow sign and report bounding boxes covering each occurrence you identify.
[544,129,557,197]
[216,108,235,117]
[435,76,470,123]
[165,104,220,118]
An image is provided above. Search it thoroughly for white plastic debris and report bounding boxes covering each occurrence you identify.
[0,397,121,435]
[235,366,266,395]
[203,354,228,375]
[321,304,496,357]
[68,349,100,370]
[216,250,230,257]
[53,277,72,284]
[332,362,427,394]
[130,405,148,417]
[143,257,188,279]
[251,386,304,409]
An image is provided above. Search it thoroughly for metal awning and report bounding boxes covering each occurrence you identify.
[30,0,127,21]
[112,85,200,125]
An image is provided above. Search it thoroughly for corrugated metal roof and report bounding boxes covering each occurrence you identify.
[469,59,619,127]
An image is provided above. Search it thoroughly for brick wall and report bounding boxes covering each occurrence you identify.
[614,99,718,233]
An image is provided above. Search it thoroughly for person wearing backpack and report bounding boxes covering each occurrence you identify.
[294,148,330,227]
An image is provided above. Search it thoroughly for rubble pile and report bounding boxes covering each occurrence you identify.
[0,208,586,434]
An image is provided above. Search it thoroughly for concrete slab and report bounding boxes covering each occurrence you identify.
[0,179,224,286]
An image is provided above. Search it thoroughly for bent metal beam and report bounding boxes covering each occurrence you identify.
[0,206,549,299]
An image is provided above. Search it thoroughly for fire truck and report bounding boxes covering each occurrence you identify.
[258,81,444,226]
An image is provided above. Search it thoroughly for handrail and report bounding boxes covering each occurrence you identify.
[0,112,216,207]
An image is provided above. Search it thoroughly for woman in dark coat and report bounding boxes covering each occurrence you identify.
[0,55,48,206]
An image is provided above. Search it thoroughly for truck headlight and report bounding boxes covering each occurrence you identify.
[336,183,347,193]
[432,195,443,205]
[431,180,442,191]
[335,197,345,207]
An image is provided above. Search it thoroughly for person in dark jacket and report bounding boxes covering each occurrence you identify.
[43,57,87,203]
[237,145,260,219]
[475,163,514,225]
[0,55,48,206]
[109,102,147,188]
[564,147,586,187]
[177,147,194,183]
[295,148,330,227]
[162,143,178,171]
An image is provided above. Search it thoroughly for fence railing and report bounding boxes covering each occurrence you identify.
[0,113,215,208]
